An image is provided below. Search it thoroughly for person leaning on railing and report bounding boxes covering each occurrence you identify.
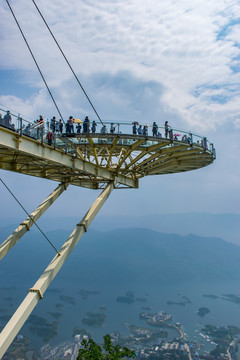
[101,125,107,133]
[3,110,12,129]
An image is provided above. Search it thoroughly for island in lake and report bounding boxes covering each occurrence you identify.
[55,303,64,310]
[81,311,106,327]
[203,294,218,299]
[136,297,147,303]
[27,314,59,342]
[197,307,210,316]
[59,295,76,305]
[140,311,172,324]
[47,312,63,320]
[79,289,100,300]
[127,324,168,342]
[116,291,135,304]
[167,295,191,306]
[201,324,240,356]
[222,293,240,304]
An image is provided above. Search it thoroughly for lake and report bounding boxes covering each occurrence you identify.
[0,275,239,353]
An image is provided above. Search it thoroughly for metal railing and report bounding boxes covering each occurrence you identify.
[0,108,216,157]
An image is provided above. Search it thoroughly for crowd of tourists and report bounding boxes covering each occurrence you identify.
[0,110,207,148]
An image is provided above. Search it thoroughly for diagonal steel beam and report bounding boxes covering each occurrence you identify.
[107,137,119,167]
[0,182,69,261]
[87,137,99,165]
[134,145,189,171]
[117,139,146,169]
[0,182,114,358]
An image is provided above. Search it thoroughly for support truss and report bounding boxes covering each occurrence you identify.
[0,182,69,261]
[0,182,114,357]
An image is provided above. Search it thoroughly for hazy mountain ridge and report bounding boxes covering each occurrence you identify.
[2,212,238,244]
[91,213,240,245]
[0,227,239,285]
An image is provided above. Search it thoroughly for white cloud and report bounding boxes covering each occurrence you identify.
[1,0,239,131]
[0,0,240,216]
[0,91,55,120]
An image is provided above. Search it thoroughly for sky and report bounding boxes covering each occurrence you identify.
[0,0,240,220]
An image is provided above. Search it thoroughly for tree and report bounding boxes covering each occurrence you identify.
[77,334,136,360]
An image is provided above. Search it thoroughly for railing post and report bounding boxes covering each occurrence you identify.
[20,117,23,136]
[189,133,193,145]
[17,113,20,134]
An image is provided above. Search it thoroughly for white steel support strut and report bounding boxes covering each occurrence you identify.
[0,182,114,358]
[0,182,69,261]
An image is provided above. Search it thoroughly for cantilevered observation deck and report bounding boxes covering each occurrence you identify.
[0,110,215,189]
[0,109,215,357]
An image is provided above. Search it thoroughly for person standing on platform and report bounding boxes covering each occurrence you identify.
[86,116,90,133]
[143,125,148,136]
[3,110,12,128]
[132,123,137,135]
[83,117,87,133]
[152,122,158,136]
[76,123,82,134]
[137,125,142,135]
[92,120,97,133]
[46,131,53,146]
[0,114,3,126]
[37,115,44,139]
[110,123,115,134]
[55,120,60,134]
[165,121,169,138]
[68,116,74,133]
[50,116,56,133]
[59,119,63,134]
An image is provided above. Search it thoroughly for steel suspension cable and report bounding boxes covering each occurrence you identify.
[31,0,104,126]
[0,178,60,256]
[5,0,64,123]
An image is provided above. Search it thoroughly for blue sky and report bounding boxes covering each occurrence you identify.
[0,0,240,219]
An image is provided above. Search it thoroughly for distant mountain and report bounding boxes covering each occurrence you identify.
[0,227,239,284]
[91,213,240,245]
[2,212,238,245]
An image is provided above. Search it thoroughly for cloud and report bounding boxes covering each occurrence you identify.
[0,0,239,217]
[1,0,239,132]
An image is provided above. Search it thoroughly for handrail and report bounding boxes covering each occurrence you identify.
[0,108,215,157]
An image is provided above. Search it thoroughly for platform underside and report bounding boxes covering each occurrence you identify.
[0,127,215,189]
